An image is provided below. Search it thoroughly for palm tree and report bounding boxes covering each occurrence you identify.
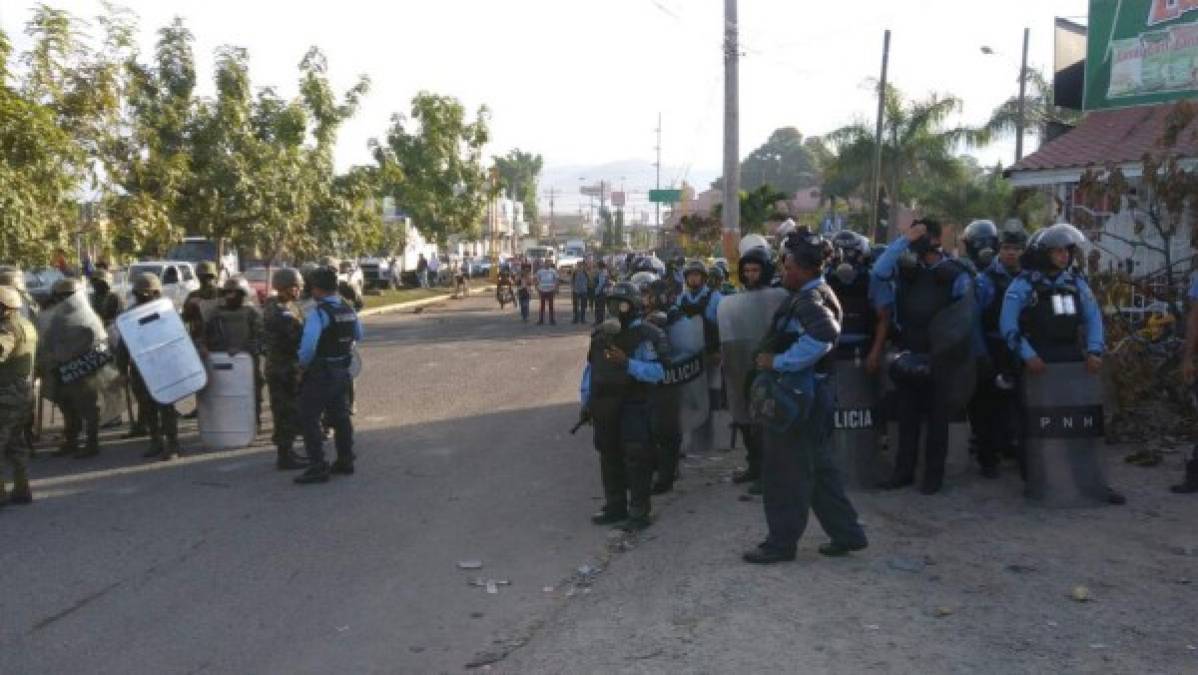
[825,84,984,240]
[982,69,1082,153]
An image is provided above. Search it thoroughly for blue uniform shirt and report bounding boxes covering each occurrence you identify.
[1188,273,1198,301]
[871,237,971,332]
[999,270,1103,362]
[675,286,723,324]
[579,319,666,406]
[772,278,835,373]
[975,260,1018,338]
[298,294,364,367]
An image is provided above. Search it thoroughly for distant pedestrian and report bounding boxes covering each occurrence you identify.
[536,262,558,325]
[416,253,429,288]
[593,261,610,324]
[427,254,441,287]
[516,263,533,322]
[571,262,590,324]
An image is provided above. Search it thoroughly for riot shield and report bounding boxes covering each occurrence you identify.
[830,355,888,489]
[116,298,207,405]
[198,352,257,450]
[667,314,710,442]
[1022,362,1109,506]
[717,288,787,424]
[929,290,977,417]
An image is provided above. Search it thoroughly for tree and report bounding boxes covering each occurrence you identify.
[825,85,982,239]
[371,93,490,245]
[0,28,80,265]
[713,184,789,235]
[713,127,819,196]
[982,69,1082,152]
[492,148,543,238]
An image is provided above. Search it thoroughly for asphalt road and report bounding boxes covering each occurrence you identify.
[0,292,614,674]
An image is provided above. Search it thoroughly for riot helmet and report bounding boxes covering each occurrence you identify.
[222,276,251,296]
[52,277,79,299]
[830,231,871,285]
[606,281,643,327]
[1033,223,1087,272]
[196,261,218,281]
[707,264,726,289]
[682,260,707,289]
[738,234,770,258]
[738,246,775,289]
[999,218,1029,248]
[962,219,999,268]
[271,267,303,291]
[629,271,659,293]
[632,255,666,278]
[132,272,162,303]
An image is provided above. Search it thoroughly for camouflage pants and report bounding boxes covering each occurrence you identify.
[0,381,34,481]
[266,367,301,451]
[59,377,101,449]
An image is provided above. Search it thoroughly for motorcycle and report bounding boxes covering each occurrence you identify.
[496,276,515,308]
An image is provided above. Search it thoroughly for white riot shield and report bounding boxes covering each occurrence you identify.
[1022,362,1109,507]
[115,298,207,405]
[198,352,257,450]
[830,356,889,489]
[667,315,710,435]
[717,288,787,424]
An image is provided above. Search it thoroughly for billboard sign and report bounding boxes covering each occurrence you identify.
[610,191,626,207]
[1086,0,1198,110]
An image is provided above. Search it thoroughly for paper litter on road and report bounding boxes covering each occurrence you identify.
[457,560,483,570]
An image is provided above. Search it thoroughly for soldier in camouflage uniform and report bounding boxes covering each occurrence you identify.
[183,261,221,343]
[204,276,265,425]
[118,274,181,460]
[41,278,106,459]
[0,287,37,506]
[261,268,308,470]
[0,266,39,322]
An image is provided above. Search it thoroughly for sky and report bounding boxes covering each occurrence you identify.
[2,0,1091,213]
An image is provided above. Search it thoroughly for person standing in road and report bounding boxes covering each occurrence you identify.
[262,268,308,470]
[516,262,533,322]
[294,267,362,485]
[427,253,441,287]
[40,278,106,459]
[0,287,37,506]
[743,229,868,564]
[571,262,591,324]
[593,261,610,325]
[536,261,559,325]
[118,273,181,460]
[416,253,429,289]
[183,261,221,343]
[204,277,265,426]
[581,282,666,531]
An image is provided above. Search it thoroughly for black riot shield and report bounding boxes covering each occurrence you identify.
[830,354,889,489]
[1022,362,1109,506]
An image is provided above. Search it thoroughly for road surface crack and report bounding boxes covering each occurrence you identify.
[30,580,123,633]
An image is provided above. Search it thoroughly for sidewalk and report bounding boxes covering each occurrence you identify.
[359,284,492,318]
[503,443,1198,673]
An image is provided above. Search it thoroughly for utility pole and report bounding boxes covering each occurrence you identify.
[547,187,556,244]
[721,0,740,261]
[1015,27,1030,162]
[655,112,662,250]
[869,29,891,243]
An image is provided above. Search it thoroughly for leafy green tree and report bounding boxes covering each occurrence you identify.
[492,148,543,237]
[372,92,491,245]
[713,184,789,235]
[982,69,1081,152]
[713,127,819,196]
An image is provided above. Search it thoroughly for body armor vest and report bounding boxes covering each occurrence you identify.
[588,323,652,399]
[826,269,874,340]
[315,301,357,360]
[263,299,303,367]
[679,289,720,354]
[897,264,956,354]
[981,267,1016,336]
[1021,277,1084,363]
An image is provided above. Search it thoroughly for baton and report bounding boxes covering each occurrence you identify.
[569,417,591,435]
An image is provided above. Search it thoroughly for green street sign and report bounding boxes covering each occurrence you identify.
[648,189,682,203]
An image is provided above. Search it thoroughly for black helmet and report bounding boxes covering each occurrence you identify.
[831,230,871,266]
[963,220,999,267]
[1035,223,1086,251]
[738,246,775,288]
[606,281,643,314]
[707,264,726,282]
[682,259,708,281]
[781,227,833,269]
[999,218,1029,248]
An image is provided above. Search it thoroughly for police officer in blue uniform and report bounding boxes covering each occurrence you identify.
[872,219,973,495]
[581,282,666,531]
[1178,272,1198,494]
[969,219,1027,478]
[631,272,681,494]
[826,230,890,370]
[676,260,723,355]
[294,267,363,485]
[743,228,868,564]
[999,223,1124,504]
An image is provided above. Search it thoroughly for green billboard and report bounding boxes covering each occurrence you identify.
[1085,0,1198,110]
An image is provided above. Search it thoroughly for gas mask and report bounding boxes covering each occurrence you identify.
[975,247,995,268]
[606,300,633,328]
[834,262,858,285]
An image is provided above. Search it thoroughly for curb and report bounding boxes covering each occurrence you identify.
[358,286,494,318]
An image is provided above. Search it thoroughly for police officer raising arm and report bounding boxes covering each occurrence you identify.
[293,267,363,485]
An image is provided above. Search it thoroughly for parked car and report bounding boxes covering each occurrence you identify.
[358,256,400,290]
[23,267,66,307]
[122,260,201,311]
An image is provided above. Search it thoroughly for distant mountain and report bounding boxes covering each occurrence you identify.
[537,160,719,213]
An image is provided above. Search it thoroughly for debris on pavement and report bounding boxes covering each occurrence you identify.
[1070,585,1092,602]
[886,556,927,573]
[457,560,484,570]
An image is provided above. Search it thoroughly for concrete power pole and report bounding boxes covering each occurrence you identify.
[721,0,740,261]
[1015,27,1030,162]
[869,29,891,243]
[655,112,662,250]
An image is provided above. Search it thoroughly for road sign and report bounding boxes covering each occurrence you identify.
[648,189,682,203]
[580,183,607,198]
[611,191,626,207]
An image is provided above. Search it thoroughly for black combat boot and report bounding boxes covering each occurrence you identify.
[294,462,331,484]
[276,447,308,471]
[1171,460,1198,494]
[590,507,628,525]
[329,459,355,475]
[159,438,180,461]
[143,436,164,459]
[53,441,78,458]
